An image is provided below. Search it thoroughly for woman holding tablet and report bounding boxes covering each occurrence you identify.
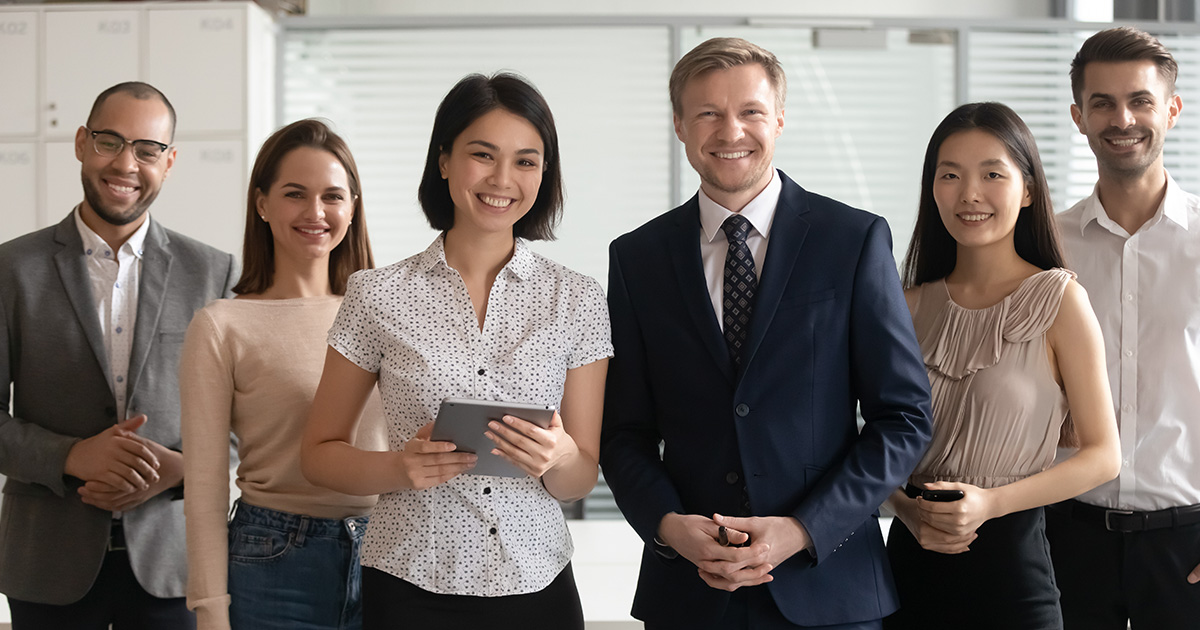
[301,73,611,629]
[180,119,386,630]
[883,102,1120,629]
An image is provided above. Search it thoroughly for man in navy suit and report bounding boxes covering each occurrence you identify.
[600,38,933,629]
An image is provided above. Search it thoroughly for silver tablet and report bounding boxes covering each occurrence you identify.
[431,398,556,478]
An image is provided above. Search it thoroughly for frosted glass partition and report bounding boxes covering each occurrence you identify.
[681,26,957,260]
[967,29,1200,213]
[283,26,673,281]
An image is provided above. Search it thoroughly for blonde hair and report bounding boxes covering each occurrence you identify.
[669,37,787,115]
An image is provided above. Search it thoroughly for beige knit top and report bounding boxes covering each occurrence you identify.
[907,269,1074,490]
[180,296,387,630]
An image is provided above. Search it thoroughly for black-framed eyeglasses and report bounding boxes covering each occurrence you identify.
[85,128,172,165]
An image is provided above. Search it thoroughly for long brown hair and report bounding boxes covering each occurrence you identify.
[233,119,374,295]
[901,102,1065,289]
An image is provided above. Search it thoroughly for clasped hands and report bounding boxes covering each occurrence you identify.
[395,412,577,490]
[64,415,182,512]
[896,481,996,554]
[658,512,811,592]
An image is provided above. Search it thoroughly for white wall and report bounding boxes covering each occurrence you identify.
[308,0,1055,19]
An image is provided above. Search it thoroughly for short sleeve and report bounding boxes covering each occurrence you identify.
[327,270,384,373]
[568,276,614,370]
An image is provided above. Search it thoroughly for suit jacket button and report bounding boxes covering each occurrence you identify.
[735,404,750,417]
[725,472,739,484]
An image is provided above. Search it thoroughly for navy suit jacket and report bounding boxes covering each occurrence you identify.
[600,171,933,627]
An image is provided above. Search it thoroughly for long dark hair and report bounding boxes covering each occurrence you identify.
[233,119,374,295]
[901,102,1065,288]
[417,72,563,241]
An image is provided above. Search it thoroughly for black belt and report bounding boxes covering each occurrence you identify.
[1056,499,1200,533]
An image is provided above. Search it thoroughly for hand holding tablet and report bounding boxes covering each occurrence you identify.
[431,398,557,478]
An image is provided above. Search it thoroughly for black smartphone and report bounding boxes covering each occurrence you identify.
[921,489,965,502]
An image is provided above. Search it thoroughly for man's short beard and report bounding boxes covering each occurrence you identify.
[80,174,153,227]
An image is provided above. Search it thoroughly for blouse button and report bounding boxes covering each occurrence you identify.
[478,368,486,376]
[483,487,491,494]
[489,527,498,535]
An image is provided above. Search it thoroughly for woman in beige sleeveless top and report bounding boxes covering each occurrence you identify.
[883,103,1120,630]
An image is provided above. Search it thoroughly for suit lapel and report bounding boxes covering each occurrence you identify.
[52,214,114,391]
[126,219,172,402]
[666,199,734,383]
[741,174,810,371]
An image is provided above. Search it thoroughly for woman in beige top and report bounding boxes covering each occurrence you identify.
[883,103,1120,630]
[180,119,386,630]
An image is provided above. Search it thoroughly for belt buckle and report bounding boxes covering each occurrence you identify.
[1104,509,1135,532]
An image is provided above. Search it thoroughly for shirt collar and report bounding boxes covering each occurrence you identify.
[74,206,150,259]
[698,168,781,244]
[416,233,536,281]
[1079,170,1189,235]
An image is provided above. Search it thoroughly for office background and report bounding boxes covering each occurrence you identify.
[2,0,1198,627]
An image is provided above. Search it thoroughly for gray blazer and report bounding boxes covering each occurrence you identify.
[0,212,237,604]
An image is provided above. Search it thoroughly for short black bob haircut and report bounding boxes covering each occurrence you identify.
[901,101,1065,288]
[418,72,563,241]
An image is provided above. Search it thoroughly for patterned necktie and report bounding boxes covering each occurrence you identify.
[720,214,758,367]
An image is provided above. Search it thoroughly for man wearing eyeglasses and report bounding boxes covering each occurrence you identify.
[0,82,237,629]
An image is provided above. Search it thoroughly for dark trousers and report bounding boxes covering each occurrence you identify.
[1045,501,1200,630]
[645,583,883,630]
[7,545,194,630]
[885,507,1062,630]
[362,563,583,630]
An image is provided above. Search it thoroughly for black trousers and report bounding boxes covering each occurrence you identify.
[1045,501,1200,630]
[645,583,884,630]
[362,563,583,630]
[7,547,194,630]
[884,507,1062,630]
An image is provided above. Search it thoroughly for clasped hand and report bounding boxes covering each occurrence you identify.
[66,415,186,512]
[659,513,811,592]
[899,481,995,554]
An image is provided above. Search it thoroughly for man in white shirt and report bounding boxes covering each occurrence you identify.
[0,82,237,629]
[1048,26,1200,630]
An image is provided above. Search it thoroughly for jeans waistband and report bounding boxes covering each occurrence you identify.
[230,500,368,539]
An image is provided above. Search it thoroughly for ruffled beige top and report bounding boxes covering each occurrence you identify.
[908,268,1074,490]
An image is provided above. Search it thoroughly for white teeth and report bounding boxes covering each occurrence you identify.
[478,194,512,208]
[1109,138,1141,146]
[108,183,136,194]
[715,151,750,159]
[960,214,991,222]
[297,228,326,235]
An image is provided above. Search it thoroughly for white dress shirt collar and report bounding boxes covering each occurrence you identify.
[698,168,782,244]
[1078,171,1190,237]
[73,206,151,260]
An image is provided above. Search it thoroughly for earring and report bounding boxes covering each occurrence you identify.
[260,214,268,222]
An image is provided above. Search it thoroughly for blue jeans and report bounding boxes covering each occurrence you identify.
[227,500,368,630]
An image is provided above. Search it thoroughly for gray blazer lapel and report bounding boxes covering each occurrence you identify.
[126,219,172,401]
[51,214,113,391]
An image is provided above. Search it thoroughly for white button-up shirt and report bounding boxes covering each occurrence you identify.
[698,168,782,328]
[328,236,612,596]
[1057,172,1200,511]
[74,207,148,423]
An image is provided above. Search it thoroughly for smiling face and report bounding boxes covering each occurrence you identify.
[255,146,354,267]
[75,92,176,228]
[933,129,1032,251]
[674,63,784,212]
[1071,60,1181,179]
[438,108,544,238]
